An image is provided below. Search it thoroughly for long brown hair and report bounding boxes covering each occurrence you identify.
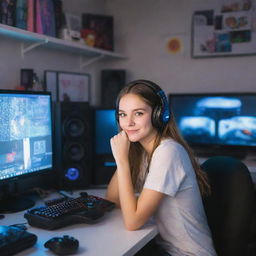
[116,81,210,196]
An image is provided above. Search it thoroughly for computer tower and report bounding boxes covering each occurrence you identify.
[54,102,93,189]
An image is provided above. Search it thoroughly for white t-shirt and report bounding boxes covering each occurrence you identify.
[143,139,217,256]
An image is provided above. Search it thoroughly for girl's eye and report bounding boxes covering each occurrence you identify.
[119,112,126,117]
[135,112,143,116]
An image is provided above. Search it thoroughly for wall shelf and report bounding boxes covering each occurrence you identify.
[0,24,126,62]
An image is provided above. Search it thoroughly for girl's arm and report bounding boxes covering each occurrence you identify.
[111,131,164,231]
[106,171,120,208]
[116,159,164,230]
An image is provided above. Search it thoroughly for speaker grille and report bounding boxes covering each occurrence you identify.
[54,102,92,189]
[64,142,86,161]
[63,117,86,137]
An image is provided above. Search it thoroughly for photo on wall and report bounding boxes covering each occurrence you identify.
[44,71,91,103]
[191,0,256,57]
[58,72,91,103]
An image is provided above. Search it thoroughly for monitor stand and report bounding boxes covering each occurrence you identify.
[0,195,35,213]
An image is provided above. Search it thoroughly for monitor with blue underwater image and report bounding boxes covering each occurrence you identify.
[95,109,118,155]
[0,90,53,212]
[93,109,118,185]
[169,93,256,157]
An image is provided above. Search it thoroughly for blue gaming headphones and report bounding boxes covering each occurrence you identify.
[116,79,170,131]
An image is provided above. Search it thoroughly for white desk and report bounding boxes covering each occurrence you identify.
[0,189,158,256]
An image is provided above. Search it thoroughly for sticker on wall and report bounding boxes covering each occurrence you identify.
[167,37,183,54]
[159,33,188,58]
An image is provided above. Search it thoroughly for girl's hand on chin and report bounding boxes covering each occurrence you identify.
[110,130,130,165]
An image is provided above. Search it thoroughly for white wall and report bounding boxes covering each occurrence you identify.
[0,0,255,106]
[103,0,256,95]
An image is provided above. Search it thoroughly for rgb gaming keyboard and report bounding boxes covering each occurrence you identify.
[24,193,115,230]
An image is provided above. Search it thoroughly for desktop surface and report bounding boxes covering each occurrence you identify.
[2,159,255,255]
[0,189,158,256]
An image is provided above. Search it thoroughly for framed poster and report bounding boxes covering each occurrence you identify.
[65,13,81,33]
[81,13,114,51]
[191,0,256,58]
[57,72,91,103]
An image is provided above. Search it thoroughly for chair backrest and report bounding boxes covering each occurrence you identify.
[201,156,255,256]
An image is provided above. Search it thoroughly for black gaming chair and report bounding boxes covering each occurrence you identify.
[201,156,255,256]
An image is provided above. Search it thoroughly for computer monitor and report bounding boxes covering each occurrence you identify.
[0,90,53,212]
[169,93,256,158]
[95,109,118,156]
[93,109,118,184]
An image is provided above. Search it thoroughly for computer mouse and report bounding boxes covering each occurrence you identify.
[44,235,79,255]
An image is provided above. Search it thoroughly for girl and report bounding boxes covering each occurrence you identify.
[106,80,217,256]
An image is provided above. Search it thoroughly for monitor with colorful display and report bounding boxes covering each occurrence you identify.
[0,90,53,212]
[169,93,256,158]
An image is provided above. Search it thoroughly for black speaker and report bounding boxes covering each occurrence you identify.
[54,102,92,189]
[101,69,126,108]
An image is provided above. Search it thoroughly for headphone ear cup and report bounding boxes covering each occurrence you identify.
[152,105,162,130]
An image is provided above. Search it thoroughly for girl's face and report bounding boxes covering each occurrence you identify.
[118,93,157,150]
